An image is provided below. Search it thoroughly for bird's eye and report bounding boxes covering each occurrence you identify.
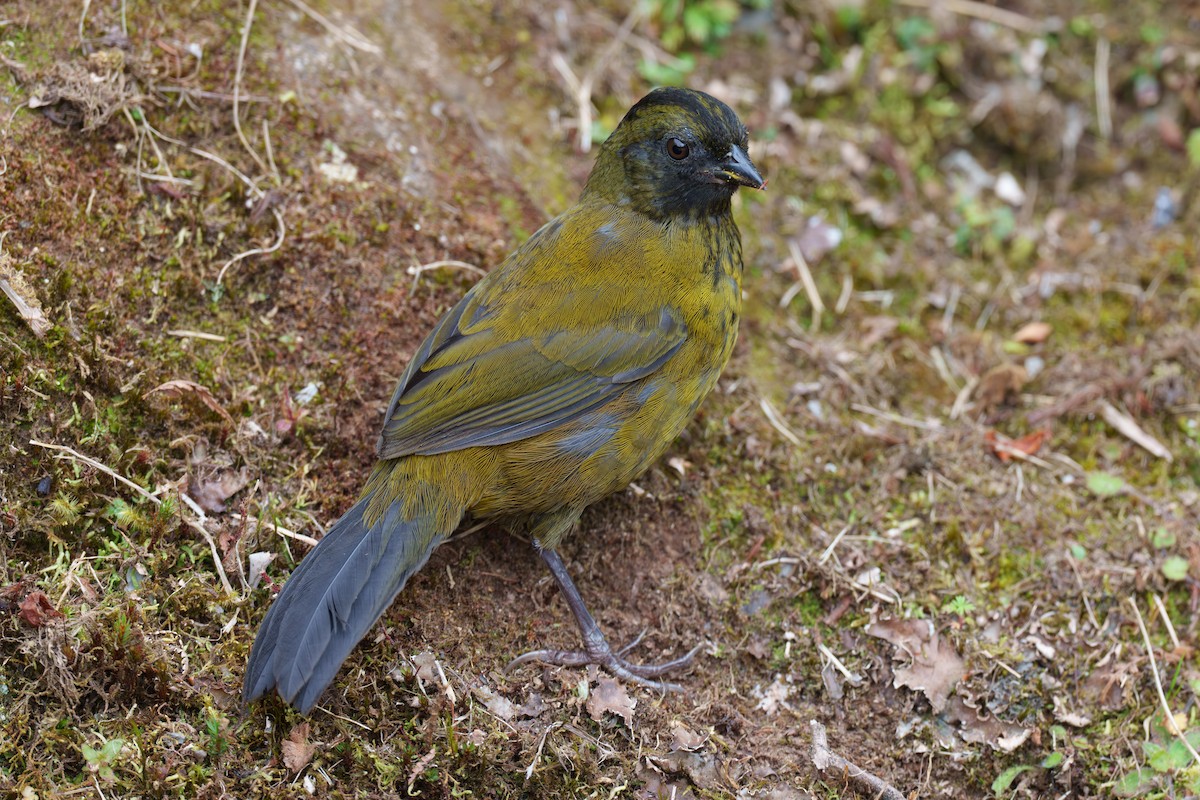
[666,138,690,160]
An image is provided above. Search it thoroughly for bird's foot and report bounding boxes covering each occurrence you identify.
[508,629,701,691]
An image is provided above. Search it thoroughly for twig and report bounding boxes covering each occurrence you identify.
[0,273,52,338]
[166,329,227,342]
[817,643,862,683]
[551,4,642,152]
[1098,400,1172,461]
[759,397,803,447]
[233,0,270,179]
[185,143,262,196]
[1095,38,1112,141]
[407,259,486,293]
[262,118,278,183]
[0,328,29,357]
[810,720,906,800]
[817,525,851,565]
[988,439,1057,471]
[754,556,802,570]
[319,706,372,729]
[1151,594,1180,650]
[1127,596,1200,766]
[1065,550,1100,631]
[783,239,824,331]
[980,649,1022,679]
[156,86,273,104]
[78,0,91,44]
[268,519,319,548]
[30,439,235,595]
[525,721,563,781]
[850,402,943,431]
[178,493,235,594]
[215,206,286,286]
[135,171,194,186]
[284,0,382,54]
[125,119,287,288]
[31,439,163,503]
[834,273,853,314]
[896,0,1045,35]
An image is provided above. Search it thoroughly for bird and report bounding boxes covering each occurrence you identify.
[243,86,764,714]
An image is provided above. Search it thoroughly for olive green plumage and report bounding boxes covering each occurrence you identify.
[244,87,763,713]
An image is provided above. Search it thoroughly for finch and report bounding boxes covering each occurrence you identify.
[244,86,763,713]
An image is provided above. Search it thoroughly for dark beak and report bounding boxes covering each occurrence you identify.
[718,144,765,190]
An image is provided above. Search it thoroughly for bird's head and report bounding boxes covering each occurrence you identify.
[584,87,764,221]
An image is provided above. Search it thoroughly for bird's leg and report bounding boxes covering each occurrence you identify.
[507,547,700,690]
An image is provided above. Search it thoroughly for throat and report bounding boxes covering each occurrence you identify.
[653,187,734,221]
[662,211,743,287]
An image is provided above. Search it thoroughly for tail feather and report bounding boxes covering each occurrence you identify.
[244,488,460,713]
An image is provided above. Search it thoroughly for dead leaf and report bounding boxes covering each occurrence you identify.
[145,380,234,424]
[944,696,1031,752]
[407,748,436,792]
[745,635,770,660]
[586,677,635,727]
[647,750,724,791]
[667,456,691,477]
[753,675,793,715]
[637,774,698,799]
[1081,660,1132,710]
[1052,696,1092,728]
[974,363,1028,412]
[985,428,1051,462]
[1013,321,1052,344]
[859,316,899,350]
[794,215,843,265]
[821,660,844,700]
[281,722,315,772]
[669,721,706,752]
[696,573,729,605]
[518,692,546,718]
[473,685,516,722]
[852,196,901,228]
[247,551,274,591]
[19,591,64,627]
[410,651,439,682]
[867,618,964,712]
[188,466,251,513]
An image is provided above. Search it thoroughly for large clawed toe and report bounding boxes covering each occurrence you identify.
[510,548,702,691]
[507,637,699,691]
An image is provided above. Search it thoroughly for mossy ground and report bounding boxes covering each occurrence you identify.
[2,1,1198,798]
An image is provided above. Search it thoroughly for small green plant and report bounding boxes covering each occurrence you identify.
[49,493,84,525]
[895,16,944,72]
[941,595,975,616]
[952,196,1016,258]
[991,725,1069,796]
[82,737,124,783]
[1113,722,1200,797]
[1187,129,1200,168]
[637,0,765,84]
[642,0,741,52]
[106,498,152,535]
[203,709,231,760]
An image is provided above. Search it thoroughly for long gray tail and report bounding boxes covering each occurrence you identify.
[243,487,459,713]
